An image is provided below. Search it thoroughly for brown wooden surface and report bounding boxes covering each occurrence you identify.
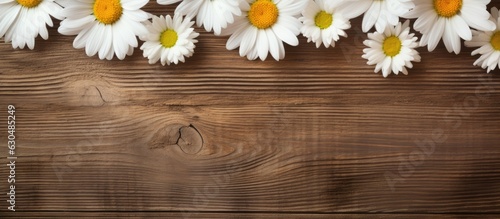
[1,1,500,218]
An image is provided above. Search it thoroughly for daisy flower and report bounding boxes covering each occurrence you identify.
[362,20,421,78]
[157,0,242,35]
[0,0,63,49]
[340,0,414,33]
[465,7,500,73]
[58,0,149,60]
[140,15,199,66]
[224,0,307,61]
[406,0,496,54]
[299,0,351,48]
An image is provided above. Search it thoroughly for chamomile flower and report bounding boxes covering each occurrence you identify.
[406,0,496,54]
[157,0,242,35]
[340,0,414,33]
[58,0,149,60]
[140,15,199,66]
[224,0,307,61]
[362,20,421,78]
[0,0,63,49]
[299,0,351,48]
[465,7,500,73]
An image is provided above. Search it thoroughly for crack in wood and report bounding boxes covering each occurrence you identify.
[93,86,107,104]
[176,124,204,155]
[149,124,204,155]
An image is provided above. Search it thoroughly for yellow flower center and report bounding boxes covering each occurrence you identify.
[315,11,333,29]
[16,0,42,8]
[93,0,123,25]
[491,31,500,51]
[248,0,279,29]
[433,0,462,18]
[383,36,402,57]
[160,29,178,48]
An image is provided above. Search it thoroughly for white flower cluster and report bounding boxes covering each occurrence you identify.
[0,0,499,75]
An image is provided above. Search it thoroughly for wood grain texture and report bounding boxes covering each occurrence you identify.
[2,212,500,219]
[1,1,500,218]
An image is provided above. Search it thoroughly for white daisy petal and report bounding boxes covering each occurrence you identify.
[273,24,299,46]
[443,20,461,54]
[451,15,472,41]
[239,27,258,57]
[342,0,413,33]
[98,25,113,60]
[363,1,382,32]
[257,30,269,61]
[266,28,280,61]
[161,0,242,36]
[425,18,445,51]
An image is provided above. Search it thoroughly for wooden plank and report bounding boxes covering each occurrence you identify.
[1,5,499,107]
[2,212,500,219]
[0,104,499,213]
[1,0,500,217]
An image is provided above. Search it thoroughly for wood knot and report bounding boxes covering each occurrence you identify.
[149,124,204,155]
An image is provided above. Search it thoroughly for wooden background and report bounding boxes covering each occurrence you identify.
[1,1,500,218]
